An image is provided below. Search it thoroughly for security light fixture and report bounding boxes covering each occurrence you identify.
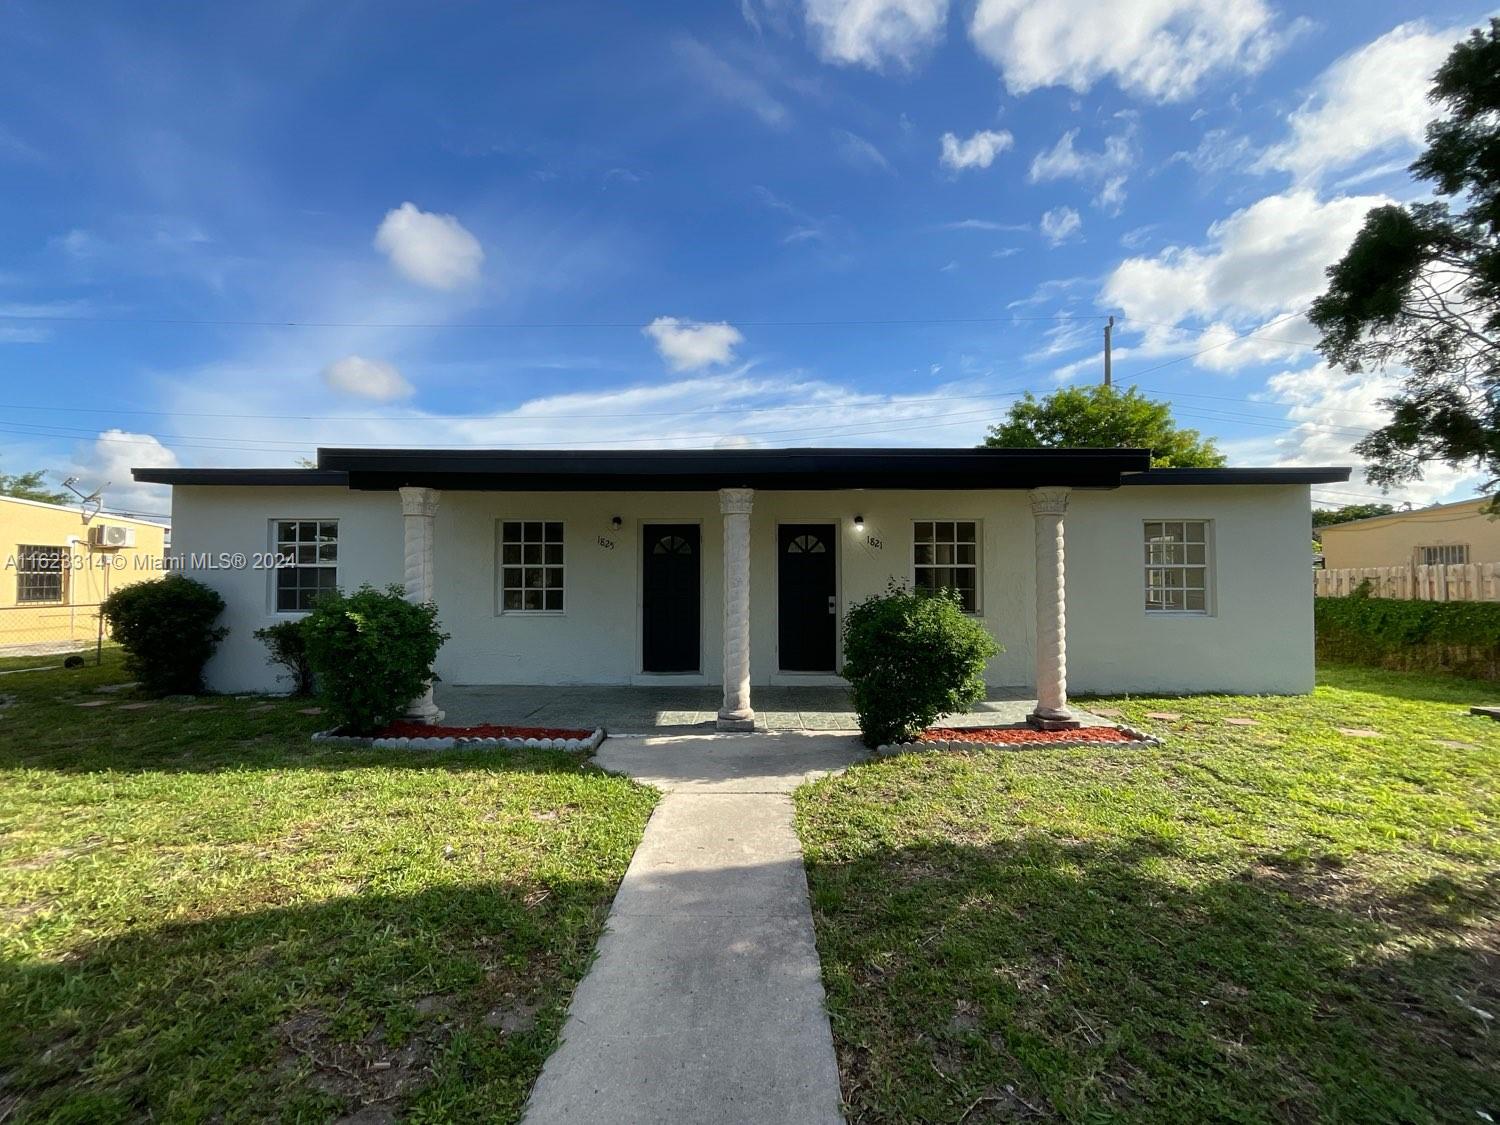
[611,516,623,530]
[853,514,865,533]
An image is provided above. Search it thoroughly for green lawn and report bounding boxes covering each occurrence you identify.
[796,664,1500,1123]
[0,651,657,1123]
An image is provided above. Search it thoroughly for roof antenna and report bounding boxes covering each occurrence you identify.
[62,476,107,524]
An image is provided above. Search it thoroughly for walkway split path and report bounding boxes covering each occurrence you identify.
[522,732,865,1125]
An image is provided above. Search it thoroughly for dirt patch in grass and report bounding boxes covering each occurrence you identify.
[277,1008,442,1110]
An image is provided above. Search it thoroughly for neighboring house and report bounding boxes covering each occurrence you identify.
[136,447,1348,724]
[0,495,169,652]
[1320,497,1500,570]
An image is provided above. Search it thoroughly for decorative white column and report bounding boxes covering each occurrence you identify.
[1028,487,1080,730]
[718,487,755,731]
[400,486,444,725]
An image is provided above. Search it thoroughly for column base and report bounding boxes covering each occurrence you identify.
[1027,710,1082,731]
[405,686,444,726]
[716,710,756,732]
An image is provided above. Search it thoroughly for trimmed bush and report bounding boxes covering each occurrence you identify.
[253,619,314,696]
[1316,593,1500,680]
[100,576,228,695]
[842,582,1000,748]
[301,584,449,735]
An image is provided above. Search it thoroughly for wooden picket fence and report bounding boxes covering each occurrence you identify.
[1315,563,1500,601]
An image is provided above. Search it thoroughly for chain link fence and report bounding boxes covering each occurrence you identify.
[0,603,106,662]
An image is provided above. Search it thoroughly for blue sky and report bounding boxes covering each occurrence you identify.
[0,0,1488,514]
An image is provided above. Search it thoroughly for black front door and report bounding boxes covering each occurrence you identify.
[778,523,837,672]
[642,524,701,673]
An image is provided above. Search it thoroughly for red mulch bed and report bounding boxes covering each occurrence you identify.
[918,726,1135,745]
[378,721,594,740]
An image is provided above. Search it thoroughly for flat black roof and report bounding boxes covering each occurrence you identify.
[133,448,1349,491]
[1122,467,1351,486]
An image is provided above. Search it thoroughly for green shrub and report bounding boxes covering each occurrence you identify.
[253,619,314,696]
[99,576,228,695]
[1316,594,1500,680]
[301,585,449,734]
[842,582,1000,748]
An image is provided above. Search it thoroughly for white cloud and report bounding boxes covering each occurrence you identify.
[1028,126,1136,211]
[1241,362,1483,506]
[835,129,892,172]
[939,128,1014,171]
[1101,189,1387,362]
[373,202,484,290]
[1170,128,1255,175]
[1039,206,1082,245]
[70,429,179,513]
[321,355,414,401]
[673,36,790,127]
[804,0,950,71]
[1259,21,1459,182]
[969,0,1281,102]
[937,218,1029,232]
[643,317,746,371]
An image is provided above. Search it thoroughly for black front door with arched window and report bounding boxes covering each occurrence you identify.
[642,524,701,673]
[778,523,837,672]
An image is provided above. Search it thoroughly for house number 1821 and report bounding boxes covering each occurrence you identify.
[865,535,883,550]
[596,536,616,550]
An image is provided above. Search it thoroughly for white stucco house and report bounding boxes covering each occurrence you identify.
[135,447,1348,729]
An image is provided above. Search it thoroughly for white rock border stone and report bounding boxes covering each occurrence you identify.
[312,727,607,753]
[872,724,1160,756]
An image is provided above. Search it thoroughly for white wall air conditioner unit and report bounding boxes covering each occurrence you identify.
[88,524,135,548]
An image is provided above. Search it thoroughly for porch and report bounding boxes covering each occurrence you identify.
[434,682,1117,735]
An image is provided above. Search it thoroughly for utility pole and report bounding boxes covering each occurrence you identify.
[1103,315,1113,387]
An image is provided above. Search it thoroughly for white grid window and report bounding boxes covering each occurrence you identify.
[1144,520,1210,614]
[913,521,979,612]
[16,545,66,604]
[274,520,338,612]
[500,521,564,612]
[1417,544,1468,566]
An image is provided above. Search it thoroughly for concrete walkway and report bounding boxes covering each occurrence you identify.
[437,682,1111,735]
[521,732,865,1125]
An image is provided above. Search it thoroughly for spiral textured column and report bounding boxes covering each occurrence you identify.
[400,486,444,725]
[1027,487,1080,730]
[717,487,755,731]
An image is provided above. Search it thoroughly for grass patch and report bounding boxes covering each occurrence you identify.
[795,663,1499,1122]
[0,650,657,1122]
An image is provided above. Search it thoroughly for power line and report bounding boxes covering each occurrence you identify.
[0,311,1112,330]
[1117,311,1311,378]
[0,400,1023,454]
[1138,385,1389,423]
[0,386,1032,424]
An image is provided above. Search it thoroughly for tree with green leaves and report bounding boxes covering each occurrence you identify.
[0,467,69,505]
[1310,19,1500,500]
[981,384,1226,468]
[1311,503,1396,531]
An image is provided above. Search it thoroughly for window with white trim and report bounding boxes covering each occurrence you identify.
[1417,544,1468,566]
[913,520,979,612]
[16,545,66,604]
[1144,520,1211,613]
[274,520,338,612]
[500,521,564,612]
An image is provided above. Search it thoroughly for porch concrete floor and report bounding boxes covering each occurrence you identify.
[435,682,1113,734]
